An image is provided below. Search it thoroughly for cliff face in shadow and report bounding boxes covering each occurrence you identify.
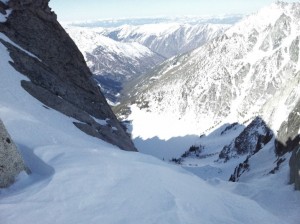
[0,0,136,151]
[276,100,300,190]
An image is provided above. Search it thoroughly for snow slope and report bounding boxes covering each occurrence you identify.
[0,33,288,224]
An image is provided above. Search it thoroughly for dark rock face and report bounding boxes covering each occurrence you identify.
[229,156,250,182]
[0,1,8,14]
[0,119,29,188]
[276,100,300,190]
[289,147,300,190]
[0,0,136,151]
[219,117,274,162]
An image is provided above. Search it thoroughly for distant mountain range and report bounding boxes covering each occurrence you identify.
[66,16,237,103]
[65,15,243,28]
[0,1,299,223]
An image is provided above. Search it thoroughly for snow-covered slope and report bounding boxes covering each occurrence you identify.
[122,2,300,140]
[66,26,164,80]
[0,28,288,224]
[1,1,299,223]
[66,26,165,103]
[102,22,230,58]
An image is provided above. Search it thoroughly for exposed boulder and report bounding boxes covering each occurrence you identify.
[0,0,136,151]
[0,119,29,188]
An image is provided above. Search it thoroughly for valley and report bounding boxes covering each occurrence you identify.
[0,1,299,224]
[66,3,300,223]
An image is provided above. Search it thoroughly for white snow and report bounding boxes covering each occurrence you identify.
[116,23,182,38]
[0,9,11,23]
[0,0,10,23]
[65,26,154,60]
[0,31,294,224]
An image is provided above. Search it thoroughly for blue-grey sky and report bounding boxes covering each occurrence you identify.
[49,0,296,22]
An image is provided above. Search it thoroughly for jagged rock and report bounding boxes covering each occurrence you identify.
[229,156,250,182]
[259,34,271,52]
[219,117,273,162]
[0,1,8,15]
[0,119,29,188]
[271,13,291,49]
[289,147,300,190]
[0,0,136,151]
[289,36,299,63]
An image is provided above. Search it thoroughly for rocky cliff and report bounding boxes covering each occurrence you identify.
[0,0,136,151]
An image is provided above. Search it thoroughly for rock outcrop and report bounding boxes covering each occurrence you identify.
[0,119,29,188]
[219,117,274,162]
[0,0,136,151]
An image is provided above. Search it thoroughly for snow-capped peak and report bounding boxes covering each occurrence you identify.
[65,26,154,59]
[227,1,300,36]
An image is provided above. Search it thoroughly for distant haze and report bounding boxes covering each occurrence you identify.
[50,0,297,22]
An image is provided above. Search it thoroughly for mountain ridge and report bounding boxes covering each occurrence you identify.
[121,2,300,137]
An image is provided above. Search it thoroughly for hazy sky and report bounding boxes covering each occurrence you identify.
[49,0,297,22]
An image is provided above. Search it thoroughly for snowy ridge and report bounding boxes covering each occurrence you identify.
[0,32,287,224]
[65,15,243,28]
[102,22,230,58]
[227,2,300,36]
[66,26,157,61]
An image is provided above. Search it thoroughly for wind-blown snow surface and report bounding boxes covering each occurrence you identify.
[0,35,288,224]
